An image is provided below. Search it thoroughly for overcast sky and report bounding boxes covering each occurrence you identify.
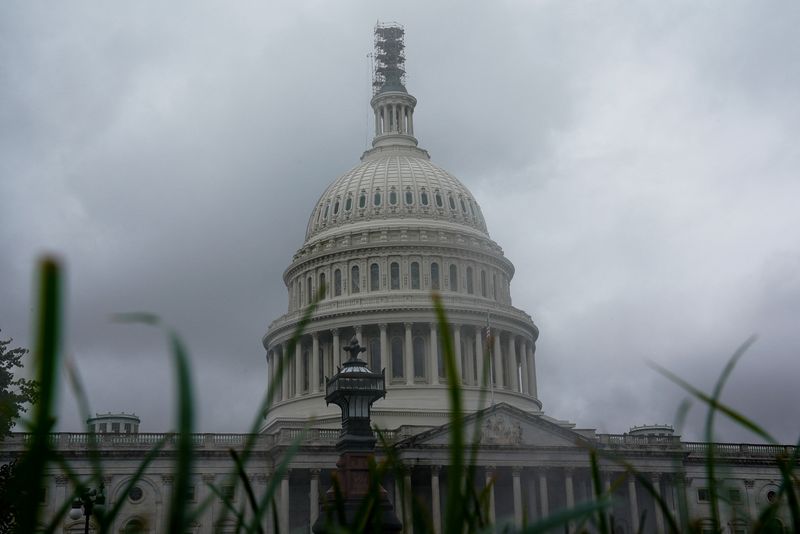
[2,1,798,443]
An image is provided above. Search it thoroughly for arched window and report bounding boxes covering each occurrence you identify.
[448,194,456,210]
[351,265,360,294]
[449,264,458,291]
[334,269,342,296]
[430,262,440,290]
[481,270,487,297]
[345,195,352,211]
[420,190,429,206]
[413,336,426,379]
[405,189,414,206]
[466,267,474,294]
[391,336,404,379]
[359,191,367,209]
[410,262,420,289]
[370,263,380,291]
[435,191,443,208]
[123,519,146,534]
[333,199,340,215]
[319,272,326,300]
[389,188,397,205]
[307,276,313,305]
[374,190,382,206]
[323,203,330,218]
[369,338,381,370]
[390,262,400,290]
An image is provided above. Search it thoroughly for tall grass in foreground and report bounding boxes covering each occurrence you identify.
[5,256,799,533]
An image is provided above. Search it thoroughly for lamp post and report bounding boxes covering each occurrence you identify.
[313,337,402,533]
[68,483,106,534]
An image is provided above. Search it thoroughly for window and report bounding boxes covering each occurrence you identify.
[112,423,120,433]
[89,424,96,433]
[481,270,487,297]
[390,262,400,289]
[370,263,380,291]
[389,188,397,205]
[405,189,413,205]
[319,272,326,299]
[129,486,144,502]
[697,488,710,502]
[374,190,381,206]
[466,267,474,294]
[39,486,47,504]
[460,198,467,213]
[448,194,456,210]
[186,485,196,502]
[345,196,352,211]
[350,266,360,293]
[449,265,458,291]
[435,191,443,207]
[124,423,132,433]
[333,199,340,215]
[430,262,440,290]
[728,488,742,503]
[369,338,381,370]
[413,336,426,379]
[410,262,420,289]
[323,203,329,218]
[124,519,146,534]
[99,423,107,433]
[307,276,313,304]
[334,269,342,296]
[359,191,366,209]
[221,485,236,502]
[420,191,429,206]
[391,336,404,378]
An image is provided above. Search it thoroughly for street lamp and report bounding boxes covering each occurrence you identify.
[68,483,106,534]
[313,336,401,533]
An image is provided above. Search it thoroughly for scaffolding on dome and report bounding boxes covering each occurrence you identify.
[373,22,407,94]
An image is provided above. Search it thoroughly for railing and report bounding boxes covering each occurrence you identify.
[682,442,797,457]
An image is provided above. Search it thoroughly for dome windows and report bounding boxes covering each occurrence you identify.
[334,269,342,296]
[466,267,474,294]
[448,194,456,211]
[420,190,429,206]
[449,264,458,291]
[374,189,382,207]
[333,199,340,215]
[430,262,440,290]
[358,191,367,209]
[323,203,330,219]
[435,191,443,208]
[351,265,360,293]
[405,188,414,206]
[389,188,398,206]
[460,197,467,213]
[345,195,353,212]
[370,263,380,291]
[410,261,420,289]
[390,262,400,289]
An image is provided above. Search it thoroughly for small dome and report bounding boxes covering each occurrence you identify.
[305,148,488,242]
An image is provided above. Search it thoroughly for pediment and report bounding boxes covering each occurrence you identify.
[399,403,592,449]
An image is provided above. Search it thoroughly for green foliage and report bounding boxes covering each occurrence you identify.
[0,332,38,438]
[4,256,799,533]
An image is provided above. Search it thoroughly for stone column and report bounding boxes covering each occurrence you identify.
[331,329,340,369]
[404,322,413,385]
[404,471,413,534]
[295,341,304,396]
[651,473,665,534]
[744,479,757,523]
[280,470,290,534]
[520,340,530,395]
[527,472,538,523]
[453,324,463,384]
[628,475,639,532]
[201,473,216,531]
[493,332,504,388]
[507,335,517,391]
[429,323,439,385]
[485,467,496,524]
[281,342,290,401]
[311,333,320,393]
[374,107,380,136]
[379,323,387,373]
[512,467,523,528]
[565,468,575,533]
[538,470,549,519]
[431,466,442,534]
[527,342,537,399]
[408,107,414,134]
[475,328,485,387]
[310,468,321,531]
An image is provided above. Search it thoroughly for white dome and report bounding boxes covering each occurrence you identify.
[305,147,488,243]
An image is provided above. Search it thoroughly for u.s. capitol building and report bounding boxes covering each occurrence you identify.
[2,24,793,534]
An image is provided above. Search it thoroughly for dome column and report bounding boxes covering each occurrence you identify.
[453,324,463,384]
[331,329,340,370]
[507,335,518,392]
[379,323,388,373]
[527,341,537,399]
[520,337,530,395]
[404,322,413,385]
[475,328,485,387]
[295,341,303,397]
[281,342,290,401]
[311,333,320,394]
[493,331,504,388]
[429,323,439,385]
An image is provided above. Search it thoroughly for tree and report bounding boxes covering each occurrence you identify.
[0,332,38,438]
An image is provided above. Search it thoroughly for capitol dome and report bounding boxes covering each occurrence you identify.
[262,27,540,432]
